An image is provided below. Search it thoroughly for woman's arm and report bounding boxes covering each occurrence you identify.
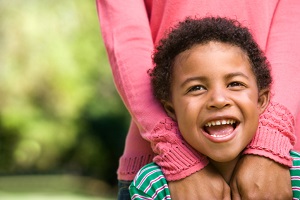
[230,1,299,198]
[243,0,299,165]
[96,0,208,181]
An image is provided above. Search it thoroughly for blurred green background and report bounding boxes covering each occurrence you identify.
[0,1,130,199]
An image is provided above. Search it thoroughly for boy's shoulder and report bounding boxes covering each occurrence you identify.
[290,150,300,199]
[130,162,171,199]
[291,150,300,159]
[131,162,167,189]
[291,150,300,170]
[291,150,300,169]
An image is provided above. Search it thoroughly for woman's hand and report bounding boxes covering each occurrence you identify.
[230,155,292,200]
[169,164,230,200]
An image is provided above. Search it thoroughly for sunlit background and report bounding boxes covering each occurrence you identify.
[0,1,130,199]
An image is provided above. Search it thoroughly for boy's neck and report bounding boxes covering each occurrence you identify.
[209,155,240,184]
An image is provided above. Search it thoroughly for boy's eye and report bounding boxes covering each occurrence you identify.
[188,85,206,93]
[228,82,245,88]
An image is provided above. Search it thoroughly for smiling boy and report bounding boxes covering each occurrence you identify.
[129,17,299,199]
[165,41,270,183]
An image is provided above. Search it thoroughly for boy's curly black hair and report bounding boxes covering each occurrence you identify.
[150,16,272,101]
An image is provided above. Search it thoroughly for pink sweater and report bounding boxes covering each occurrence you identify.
[97,0,300,181]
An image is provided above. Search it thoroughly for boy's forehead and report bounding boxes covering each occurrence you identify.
[171,41,257,86]
[174,41,250,67]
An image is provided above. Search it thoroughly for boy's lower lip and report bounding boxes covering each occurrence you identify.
[202,125,238,143]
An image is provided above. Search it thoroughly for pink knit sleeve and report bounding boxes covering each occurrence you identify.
[96,0,208,180]
[243,101,296,167]
[243,0,300,166]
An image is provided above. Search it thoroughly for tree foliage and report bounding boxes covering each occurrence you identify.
[0,0,129,186]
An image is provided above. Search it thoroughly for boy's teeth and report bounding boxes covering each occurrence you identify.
[205,119,236,127]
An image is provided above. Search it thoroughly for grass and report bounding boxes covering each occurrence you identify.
[0,193,114,200]
[0,175,117,200]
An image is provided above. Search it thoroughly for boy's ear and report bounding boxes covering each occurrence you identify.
[258,88,270,114]
[161,100,177,121]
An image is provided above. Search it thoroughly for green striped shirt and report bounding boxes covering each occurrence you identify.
[130,163,171,199]
[130,151,300,199]
[291,151,300,199]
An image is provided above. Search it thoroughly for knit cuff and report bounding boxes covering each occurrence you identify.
[150,119,209,181]
[243,101,296,167]
[117,153,155,181]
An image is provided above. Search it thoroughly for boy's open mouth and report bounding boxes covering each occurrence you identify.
[203,119,238,138]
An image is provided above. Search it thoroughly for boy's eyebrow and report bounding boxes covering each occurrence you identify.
[180,72,250,87]
[225,72,250,80]
[180,76,207,88]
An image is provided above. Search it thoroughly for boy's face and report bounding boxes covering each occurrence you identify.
[163,41,269,162]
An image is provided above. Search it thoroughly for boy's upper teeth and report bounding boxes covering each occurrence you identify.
[205,119,236,127]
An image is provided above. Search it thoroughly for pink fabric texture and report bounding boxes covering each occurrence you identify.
[96,0,300,181]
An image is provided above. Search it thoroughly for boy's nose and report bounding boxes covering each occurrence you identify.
[206,88,231,109]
